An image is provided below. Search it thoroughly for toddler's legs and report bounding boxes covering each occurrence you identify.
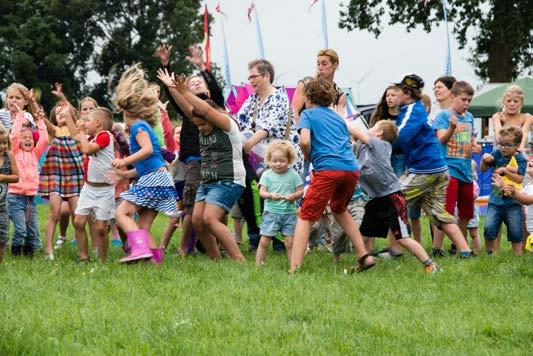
[136,209,159,249]
[44,195,63,256]
[284,236,293,263]
[73,214,90,260]
[233,218,243,244]
[160,216,179,250]
[202,204,244,261]
[58,201,70,239]
[256,236,271,266]
[88,217,99,253]
[468,227,480,254]
[179,214,195,257]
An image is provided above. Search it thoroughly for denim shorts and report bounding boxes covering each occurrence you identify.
[195,181,244,213]
[484,203,524,242]
[260,211,297,237]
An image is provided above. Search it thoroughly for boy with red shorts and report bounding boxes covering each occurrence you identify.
[289,78,374,273]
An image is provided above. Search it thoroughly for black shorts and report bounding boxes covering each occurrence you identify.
[359,192,410,240]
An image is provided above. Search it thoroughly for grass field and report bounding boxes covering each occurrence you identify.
[0,205,531,355]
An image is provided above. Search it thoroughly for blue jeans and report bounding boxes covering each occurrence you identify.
[8,194,41,249]
[196,181,245,213]
[484,203,524,242]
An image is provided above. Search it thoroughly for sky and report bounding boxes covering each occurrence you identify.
[203,0,483,105]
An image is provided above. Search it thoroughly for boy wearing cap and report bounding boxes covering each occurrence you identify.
[394,74,472,258]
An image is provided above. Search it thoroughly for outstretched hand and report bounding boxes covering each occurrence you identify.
[156,68,177,88]
[173,74,190,94]
[52,83,67,102]
[156,44,172,66]
[185,45,206,71]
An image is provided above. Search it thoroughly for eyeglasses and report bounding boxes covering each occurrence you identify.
[498,142,516,149]
[248,74,264,81]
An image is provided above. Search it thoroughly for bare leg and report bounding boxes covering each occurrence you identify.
[160,216,179,250]
[179,214,194,256]
[88,217,99,252]
[458,219,469,240]
[494,227,502,252]
[255,236,271,266]
[0,244,6,263]
[59,201,70,238]
[44,195,62,256]
[192,202,220,260]
[95,220,110,261]
[137,209,159,248]
[284,236,293,264]
[511,242,522,256]
[233,218,243,244]
[289,218,313,272]
[441,222,470,252]
[410,218,422,243]
[73,215,89,260]
[397,238,430,263]
[468,227,480,254]
[203,204,244,261]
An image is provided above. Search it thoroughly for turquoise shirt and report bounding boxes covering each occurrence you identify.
[259,169,303,214]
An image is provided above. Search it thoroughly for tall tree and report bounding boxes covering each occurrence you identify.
[90,0,205,108]
[0,0,103,110]
[338,0,532,82]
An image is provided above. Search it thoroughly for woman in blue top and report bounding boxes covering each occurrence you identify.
[112,64,177,264]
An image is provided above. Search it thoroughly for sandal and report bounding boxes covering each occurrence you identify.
[350,253,375,273]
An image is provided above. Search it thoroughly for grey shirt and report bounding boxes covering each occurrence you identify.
[358,137,401,199]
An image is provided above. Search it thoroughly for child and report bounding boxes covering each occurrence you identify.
[290,77,374,273]
[465,163,481,255]
[349,120,439,273]
[39,90,84,260]
[432,81,481,252]
[8,104,48,256]
[481,126,526,255]
[65,106,115,262]
[393,74,472,258]
[111,64,177,263]
[157,70,246,261]
[0,83,36,130]
[0,124,19,262]
[256,140,303,266]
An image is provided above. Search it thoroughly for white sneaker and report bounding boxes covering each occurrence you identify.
[54,237,67,250]
[44,254,55,261]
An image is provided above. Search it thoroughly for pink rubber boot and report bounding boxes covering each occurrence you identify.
[119,230,153,263]
[150,248,164,264]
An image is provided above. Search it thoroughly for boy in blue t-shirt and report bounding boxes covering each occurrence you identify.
[481,126,527,255]
[433,81,481,251]
[290,78,374,273]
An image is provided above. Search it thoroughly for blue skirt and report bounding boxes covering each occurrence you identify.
[121,170,177,213]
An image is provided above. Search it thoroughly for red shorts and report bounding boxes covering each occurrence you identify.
[445,176,474,220]
[300,170,359,221]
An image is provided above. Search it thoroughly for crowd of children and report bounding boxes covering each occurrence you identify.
[0,46,531,273]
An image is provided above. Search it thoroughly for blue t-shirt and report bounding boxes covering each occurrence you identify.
[259,169,303,214]
[129,120,165,176]
[297,106,358,171]
[433,110,476,182]
[487,149,527,206]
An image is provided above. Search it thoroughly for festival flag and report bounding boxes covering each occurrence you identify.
[308,0,319,11]
[225,87,238,113]
[247,2,265,59]
[203,4,211,71]
[216,1,232,86]
[247,2,255,22]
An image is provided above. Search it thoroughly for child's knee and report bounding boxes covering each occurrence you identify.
[259,237,271,249]
[73,216,86,231]
[284,237,293,249]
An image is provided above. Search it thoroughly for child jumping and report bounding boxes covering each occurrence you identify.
[481,126,526,255]
[290,78,374,273]
[65,106,115,262]
[112,64,178,263]
[256,140,303,266]
[8,104,48,256]
[349,120,440,273]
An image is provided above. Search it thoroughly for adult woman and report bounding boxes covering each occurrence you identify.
[492,84,532,151]
[428,76,456,125]
[292,49,346,123]
[237,59,303,251]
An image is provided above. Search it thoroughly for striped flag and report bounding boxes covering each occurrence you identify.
[308,0,319,11]
[247,2,255,22]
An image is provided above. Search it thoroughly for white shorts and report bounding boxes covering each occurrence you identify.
[75,184,115,221]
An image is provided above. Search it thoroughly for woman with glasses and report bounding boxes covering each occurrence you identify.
[236,59,303,251]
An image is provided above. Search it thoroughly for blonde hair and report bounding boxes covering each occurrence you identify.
[375,120,398,143]
[79,97,98,111]
[91,107,114,131]
[500,84,524,113]
[5,83,35,118]
[265,140,296,165]
[317,49,339,66]
[115,63,159,127]
[0,123,11,149]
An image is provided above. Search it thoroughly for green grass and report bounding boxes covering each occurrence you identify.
[0,206,531,355]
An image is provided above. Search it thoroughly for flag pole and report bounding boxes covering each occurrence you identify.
[218,14,232,85]
[441,0,452,75]
[253,3,266,59]
[321,0,329,48]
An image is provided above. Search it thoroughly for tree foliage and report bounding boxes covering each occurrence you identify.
[339,0,532,82]
[0,0,206,111]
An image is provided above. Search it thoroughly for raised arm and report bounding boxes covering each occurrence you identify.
[158,101,177,152]
[436,115,457,144]
[347,121,370,145]
[186,45,225,108]
[519,114,532,150]
[157,68,193,119]
[291,81,306,124]
[0,151,19,184]
[492,112,503,139]
[112,129,153,169]
[174,75,232,132]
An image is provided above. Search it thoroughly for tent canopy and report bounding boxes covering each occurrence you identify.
[470,77,533,117]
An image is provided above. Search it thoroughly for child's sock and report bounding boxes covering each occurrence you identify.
[458,250,471,258]
[422,258,433,266]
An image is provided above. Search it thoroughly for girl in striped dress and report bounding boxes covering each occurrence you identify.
[39,101,84,260]
[111,64,177,263]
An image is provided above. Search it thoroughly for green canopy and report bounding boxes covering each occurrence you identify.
[470,77,533,117]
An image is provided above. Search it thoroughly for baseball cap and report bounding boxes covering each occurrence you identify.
[395,74,424,91]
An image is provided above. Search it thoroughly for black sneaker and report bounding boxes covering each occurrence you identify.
[448,244,457,256]
[11,245,22,256]
[432,248,446,257]
[22,245,34,257]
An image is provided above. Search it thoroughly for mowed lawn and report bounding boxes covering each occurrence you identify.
[0,205,531,355]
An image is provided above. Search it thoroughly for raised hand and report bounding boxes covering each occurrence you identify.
[156,44,173,66]
[52,83,67,102]
[173,74,190,94]
[449,115,457,129]
[157,100,169,112]
[156,68,177,88]
[185,45,206,71]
